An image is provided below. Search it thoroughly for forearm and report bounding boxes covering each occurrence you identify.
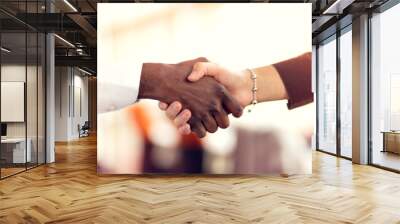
[241,53,312,109]
[240,65,288,106]
[252,65,288,102]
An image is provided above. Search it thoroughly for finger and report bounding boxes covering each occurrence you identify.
[212,109,230,129]
[178,124,191,135]
[174,109,191,127]
[201,114,218,133]
[188,62,220,82]
[159,102,168,110]
[223,93,243,118]
[178,57,208,66]
[165,101,182,120]
[191,121,206,138]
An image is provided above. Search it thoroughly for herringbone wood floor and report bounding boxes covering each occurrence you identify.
[1,135,400,224]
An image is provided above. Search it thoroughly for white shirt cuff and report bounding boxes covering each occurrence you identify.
[98,64,142,113]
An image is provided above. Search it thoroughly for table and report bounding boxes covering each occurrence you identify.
[381,131,400,154]
[1,138,31,163]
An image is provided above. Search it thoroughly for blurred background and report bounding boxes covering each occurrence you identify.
[97,3,313,174]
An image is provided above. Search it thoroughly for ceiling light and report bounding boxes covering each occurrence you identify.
[54,34,75,48]
[323,0,355,15]
[1,47,11,53]
[78,67,93,76]
[63,0,78,12]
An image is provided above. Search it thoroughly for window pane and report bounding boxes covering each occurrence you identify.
[371,3,400,171]
[340,29,352,158]
[318,37,337,154]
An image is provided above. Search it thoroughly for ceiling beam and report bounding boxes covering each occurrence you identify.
[67,13,97,41]
[55,55,96,72]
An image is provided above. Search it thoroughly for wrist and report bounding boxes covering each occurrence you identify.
[138,63,165,100]
[238,69,254,107]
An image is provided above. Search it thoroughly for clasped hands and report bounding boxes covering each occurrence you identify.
[138,57,253,137]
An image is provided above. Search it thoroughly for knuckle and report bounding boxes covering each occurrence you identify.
[213,85,225,96]
[208,100,220,112]
[173,117,181,125]
[197,113,207,121]
[193,62,204,71]
[197,57,208,62]
[166,110,176,118]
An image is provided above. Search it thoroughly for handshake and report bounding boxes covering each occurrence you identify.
[138,57,254,138]
[137,53,310,137]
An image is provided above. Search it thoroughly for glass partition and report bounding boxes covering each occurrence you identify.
[1,31,28,177]
[0,2,46,179]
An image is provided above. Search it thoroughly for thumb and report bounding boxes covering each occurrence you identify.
[188,62,220,82]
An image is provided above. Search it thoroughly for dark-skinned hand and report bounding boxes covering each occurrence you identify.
[138,57,243,137]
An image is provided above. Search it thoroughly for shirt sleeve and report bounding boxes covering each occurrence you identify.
[273,52,313,109]
[97,15,143,114]
[97,64,142,114]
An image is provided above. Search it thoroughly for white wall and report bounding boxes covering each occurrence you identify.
[55,66,70,141]
[1,65,38,138]
[1,63,46,164]
[55,67,89,141]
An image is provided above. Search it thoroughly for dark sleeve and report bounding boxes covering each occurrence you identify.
[273,52,313,109]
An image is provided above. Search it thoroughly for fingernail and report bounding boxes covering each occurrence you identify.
[184,110,191,117]
[172,102,180,110]
[188,73,196,81]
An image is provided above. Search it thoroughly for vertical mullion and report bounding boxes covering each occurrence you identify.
[36,0,39,167]
[44,0,48,164]
[25,0,28,171]
[69,70,71,118]
[336,29,341,157]
[367,11,373,165]
[44,33,47,164]
[0,25,2,179]
[316,45,320,150]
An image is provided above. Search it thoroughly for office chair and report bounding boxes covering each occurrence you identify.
[79,121,90,138]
